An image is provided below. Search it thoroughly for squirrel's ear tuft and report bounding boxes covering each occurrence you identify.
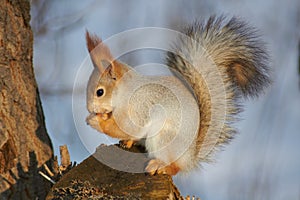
[86,30,102,53]
[85,30,114,73]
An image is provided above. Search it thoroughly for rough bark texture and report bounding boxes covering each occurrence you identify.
[46,145,183,200]
[0,0,53,199]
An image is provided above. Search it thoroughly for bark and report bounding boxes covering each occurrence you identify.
[46,145,183,200]
[0,0,53,199]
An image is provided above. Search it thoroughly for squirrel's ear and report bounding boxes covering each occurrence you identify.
[86,31,114,73]
[110,61,128,80]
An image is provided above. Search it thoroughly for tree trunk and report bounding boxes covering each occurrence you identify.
[0,0,53,199]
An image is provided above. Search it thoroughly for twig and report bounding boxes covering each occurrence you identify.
[43,163,54,177]
[39,171,56,184]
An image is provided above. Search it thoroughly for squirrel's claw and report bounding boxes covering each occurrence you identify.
[145,159,163,175]
[119,140,135,149]
[145,159,180,176]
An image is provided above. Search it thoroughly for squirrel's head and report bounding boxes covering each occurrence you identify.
[85,31,130,115]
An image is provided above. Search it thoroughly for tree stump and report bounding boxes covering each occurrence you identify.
[46,144,183,200]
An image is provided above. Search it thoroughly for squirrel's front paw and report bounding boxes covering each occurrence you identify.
[97,113,109,120]
[145,159,180,176]
[86,113,103,132]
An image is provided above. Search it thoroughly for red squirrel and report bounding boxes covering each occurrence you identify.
[85,16,271,175]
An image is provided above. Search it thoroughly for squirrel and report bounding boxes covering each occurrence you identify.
[85,16,271,176]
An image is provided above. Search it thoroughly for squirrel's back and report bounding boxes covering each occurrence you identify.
[166,16,271,162]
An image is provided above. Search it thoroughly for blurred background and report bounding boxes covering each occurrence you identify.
[30,0,300,199]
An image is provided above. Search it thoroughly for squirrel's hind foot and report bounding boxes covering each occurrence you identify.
[145,159,180,176]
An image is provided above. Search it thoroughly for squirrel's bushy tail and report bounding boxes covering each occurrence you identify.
[166,16,271,162]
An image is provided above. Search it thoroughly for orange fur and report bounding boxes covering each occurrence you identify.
[96,113,133,140]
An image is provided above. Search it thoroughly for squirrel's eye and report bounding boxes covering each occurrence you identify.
[96,88,104,97]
